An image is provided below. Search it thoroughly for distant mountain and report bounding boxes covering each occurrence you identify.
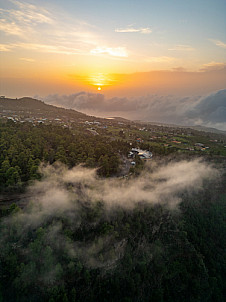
[134,120,226,135]
[1,97,225,136]
[0,97,89,120]
[190,125,226,135]
[0,97,135,126]
[106,116,131,122]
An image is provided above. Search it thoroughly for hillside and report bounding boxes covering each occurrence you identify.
[0,97,226,302]
[0,97,93,121]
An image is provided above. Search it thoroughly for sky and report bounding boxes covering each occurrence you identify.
[0,0,225,98]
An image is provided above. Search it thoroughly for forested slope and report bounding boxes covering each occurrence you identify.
[0,119,225,302]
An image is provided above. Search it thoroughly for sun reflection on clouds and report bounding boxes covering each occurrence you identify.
[69,72,121,92]
[1,0,225,98]
[90,47,128,57]
[87,73,117,89]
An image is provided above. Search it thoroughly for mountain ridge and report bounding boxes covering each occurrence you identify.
[1,97,226,135]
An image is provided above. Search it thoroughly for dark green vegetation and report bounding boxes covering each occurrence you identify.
[0,188,225,302]
[0,98,226,302]
[0,120,129,191]
[0,97,88,121]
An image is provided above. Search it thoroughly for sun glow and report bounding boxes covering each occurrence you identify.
[86,73,117,90]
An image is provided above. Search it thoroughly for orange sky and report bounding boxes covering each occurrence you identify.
[0,0,225,98]
[1,68,226,98]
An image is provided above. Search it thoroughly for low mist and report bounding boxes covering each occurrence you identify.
[0,159,220,277]
[3,159,219,228]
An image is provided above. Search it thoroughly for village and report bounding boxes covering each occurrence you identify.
[1,97,226,158]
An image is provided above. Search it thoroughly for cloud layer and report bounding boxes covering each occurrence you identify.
[43,89,226,131]
[90,46,128,57]
[210,39,226,49]
[0,0,125,58]
[0,159,219,272]
[7,159,219,222]
[115,26,152,34]
[32,159,218,210]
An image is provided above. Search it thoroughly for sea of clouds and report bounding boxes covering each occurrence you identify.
[42,89,226,131]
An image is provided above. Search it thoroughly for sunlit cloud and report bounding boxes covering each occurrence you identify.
[88,73,117,86]
[0,18,26,37]
[146,56,176,63]
[0,1,54,39]
[0,1,100,56]
[210,39,226,49]
[2,42,84,55]
[172,67,188,72]
[16,43,83,55]
[8,0,54,24]
[115,26,152,34]
[0,0,225,90]
[168,45,195,51]
[0,2,96,42]
[90,46,128,57]
[0,43,13,52]
[0,42,84,55]
[19,57,35,62]
[200,61,226,71]
[43,89,226,131]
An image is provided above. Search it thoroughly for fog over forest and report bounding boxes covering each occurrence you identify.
[1,0,226,301]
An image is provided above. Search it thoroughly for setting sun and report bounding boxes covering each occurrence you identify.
[0,1,225,301]
[84,73,118,91]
